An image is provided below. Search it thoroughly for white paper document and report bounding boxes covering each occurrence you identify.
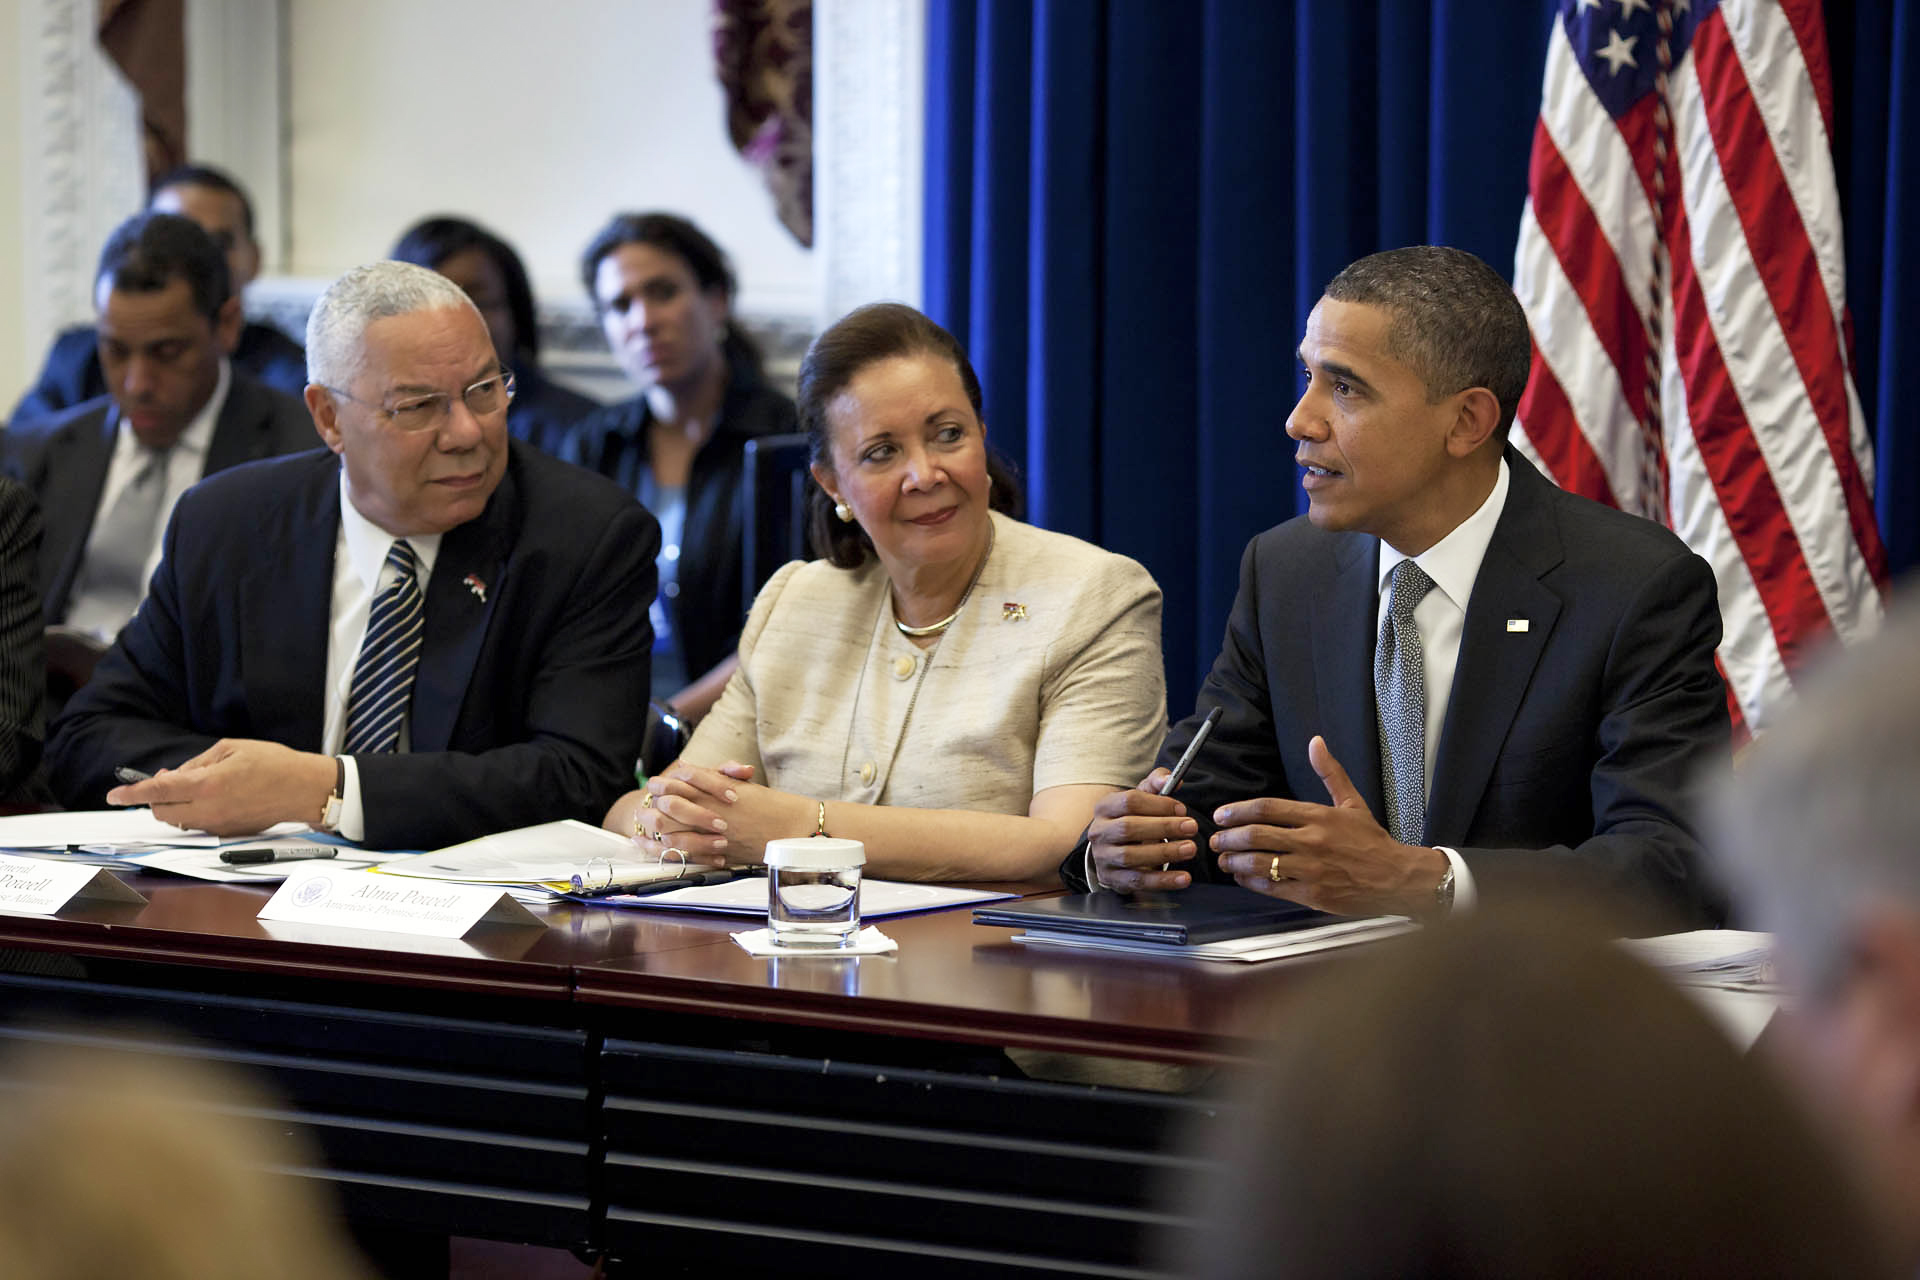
[1012,915,1416,963]
[375,819,669,889]
[0,809,301,850]
[130,841,396,883]
[1618,929,1775,986]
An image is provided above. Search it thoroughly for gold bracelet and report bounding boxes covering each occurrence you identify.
[811,800,828,838]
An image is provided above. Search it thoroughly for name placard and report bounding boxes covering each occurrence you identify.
[258,868,545,938]
[0,853,146,915]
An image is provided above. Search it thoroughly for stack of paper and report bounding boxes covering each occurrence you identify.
[1012,915,1416,963]
[1618,929,1775,987]
[376,819,676,892]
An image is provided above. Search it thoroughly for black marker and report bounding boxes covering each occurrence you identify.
[113,766,153,785]
[219,846,340,866]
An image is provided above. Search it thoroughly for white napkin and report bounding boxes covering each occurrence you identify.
[730,925,898,956]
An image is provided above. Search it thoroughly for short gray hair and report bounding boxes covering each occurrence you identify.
[1709,594,1915,990]
[305,260,480,389]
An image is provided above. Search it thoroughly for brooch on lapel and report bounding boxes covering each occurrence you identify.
[1002,602,1028,622]
[1506,618,1529,632]
[463,573,489,603]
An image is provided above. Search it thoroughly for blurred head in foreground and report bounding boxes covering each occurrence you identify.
[1711,589,1920,1266]
[0,1038,372,1280]
[1179,909,1892,1279]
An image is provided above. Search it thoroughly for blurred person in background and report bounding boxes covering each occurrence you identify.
[8,163,307,426]
[563,212,797,724]
[1710,590,1920,1269]
[1180,909,1894,1279]
[0,1037,374,1280]
[391,215,599,455]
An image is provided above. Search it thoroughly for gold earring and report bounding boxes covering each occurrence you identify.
[834,500,853,523]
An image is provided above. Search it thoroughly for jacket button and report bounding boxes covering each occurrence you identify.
[858,760,876,785]
[891,655,915,679]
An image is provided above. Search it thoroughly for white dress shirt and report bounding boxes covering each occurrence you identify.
[67,360,231,635]
[1374,456,1511,911]
[320,468,443,842]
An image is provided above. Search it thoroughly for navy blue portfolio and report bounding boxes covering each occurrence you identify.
[972,884,1340,946]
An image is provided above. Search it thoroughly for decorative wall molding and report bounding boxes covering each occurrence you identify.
[814,0,926,323]
[23,0,143,353]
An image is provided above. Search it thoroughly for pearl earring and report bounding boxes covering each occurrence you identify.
[834,500,854,523]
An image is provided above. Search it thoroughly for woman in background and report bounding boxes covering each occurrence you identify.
[604,303,1166,882]
[564,212,797,723]
[390,215,599,454]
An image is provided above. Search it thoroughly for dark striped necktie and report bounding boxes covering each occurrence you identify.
[342,539,423,755]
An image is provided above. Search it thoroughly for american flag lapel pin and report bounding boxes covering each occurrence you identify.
[463,573,488,603]
[1002,602,1028,622]
[1506,618,1529,633]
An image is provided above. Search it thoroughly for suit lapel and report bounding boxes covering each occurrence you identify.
[410,464,514,752]
[1310,533,1386,819]
[239,456,338,747]
[41,407,118,621]
[1426,454,1564,844]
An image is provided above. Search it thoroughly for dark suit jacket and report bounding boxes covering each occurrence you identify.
[8,322,309,426]
[558,364,796,678]
[0,477,45,802]
[1065,450,1729,924]
[47,441,659,849]
[0,370,317,624]
[506,363,600,456]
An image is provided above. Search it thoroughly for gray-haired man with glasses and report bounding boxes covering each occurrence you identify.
[49,260,660,850]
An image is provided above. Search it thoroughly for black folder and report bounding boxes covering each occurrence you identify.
[972,884,1341,946]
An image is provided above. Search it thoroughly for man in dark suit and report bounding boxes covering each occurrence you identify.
[8,165,307,427]
[2,212,315,635]
[49,261,658,849]
[1075,246,1727,925]
[0,477,45,803]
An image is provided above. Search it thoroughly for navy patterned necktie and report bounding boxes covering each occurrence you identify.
[342,540,423,755]
[1375,559,1437,845]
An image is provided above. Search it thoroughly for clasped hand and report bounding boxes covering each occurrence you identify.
[628,760,806,868]
[1087,735,1445,916]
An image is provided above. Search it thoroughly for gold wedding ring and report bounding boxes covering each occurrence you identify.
[640,792,654,809]
[1268,856,1283,882]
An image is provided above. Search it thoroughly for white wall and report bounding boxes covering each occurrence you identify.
[1,0,28,409]
[284,0,817,320]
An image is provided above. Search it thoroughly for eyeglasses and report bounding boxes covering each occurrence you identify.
[323,370,516,433]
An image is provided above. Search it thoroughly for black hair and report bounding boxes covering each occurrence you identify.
[579,211,764,375]
[391,215,542,361]
[1323,245,1533,438]
[95,211,231,320]
[147,163,256,239]
[797,302,1022,568]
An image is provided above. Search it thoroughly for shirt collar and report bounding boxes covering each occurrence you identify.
[1376,456,1510,610]
[336,465,443,590]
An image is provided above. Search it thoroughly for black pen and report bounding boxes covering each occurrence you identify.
[219,846,340,866]
[1163,706,1223,795]
[114,766,153,785]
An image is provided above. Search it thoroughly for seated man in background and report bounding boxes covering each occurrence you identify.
[1,212,314,637]
[50,261,658,850]
[7,164,308,425]
[1709,593,1920,1270]
[1074,246,1727,926]
[0,477,43,805]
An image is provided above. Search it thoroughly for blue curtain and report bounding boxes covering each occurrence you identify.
[925,0,1917,715]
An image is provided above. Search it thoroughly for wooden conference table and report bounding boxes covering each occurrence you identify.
[0,872,1324,1277]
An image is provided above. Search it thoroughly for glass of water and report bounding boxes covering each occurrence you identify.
[764,837,865,947]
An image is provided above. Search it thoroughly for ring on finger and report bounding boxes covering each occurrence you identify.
[640,792,654,810]
[1268,855,1283,882]
[662,846,687,866]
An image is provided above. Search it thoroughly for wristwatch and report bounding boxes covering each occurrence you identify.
[318,756,345,831]
[1434,856,1457,913]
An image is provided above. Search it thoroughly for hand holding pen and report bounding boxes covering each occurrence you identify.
[1083,707,1222,893]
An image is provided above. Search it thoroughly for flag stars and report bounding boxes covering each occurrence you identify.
[1595,28,1639,74]
[1616,0,1651,17]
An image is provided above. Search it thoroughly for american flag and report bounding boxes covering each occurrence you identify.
[1511,0,1887,737]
